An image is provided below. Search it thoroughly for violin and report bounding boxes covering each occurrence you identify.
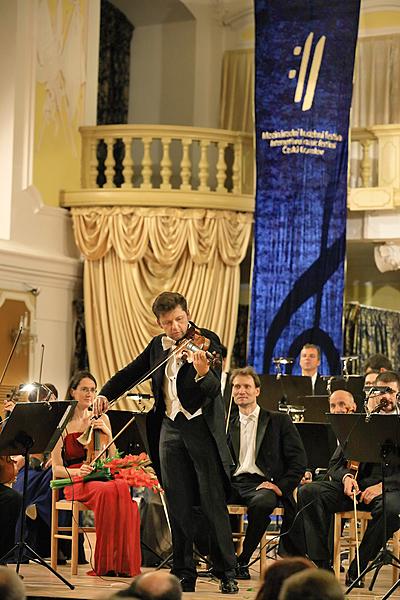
[176,324,221,367]
[365,397,389,422]
[82,424,109,466]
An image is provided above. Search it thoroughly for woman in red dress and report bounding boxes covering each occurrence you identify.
[51,371,141,577]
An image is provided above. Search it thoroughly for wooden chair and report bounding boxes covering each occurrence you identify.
[50,487,95,576]
[228,504,284,575]
[333,510,400,584]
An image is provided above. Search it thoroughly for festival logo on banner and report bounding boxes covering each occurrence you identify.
[248,0,360,376]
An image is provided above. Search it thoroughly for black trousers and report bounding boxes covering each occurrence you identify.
[0,484,22,562]
[230,473,278,565]
[298,480,400,574]
[159,414,236,581]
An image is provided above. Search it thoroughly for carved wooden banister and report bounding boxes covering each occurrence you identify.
[74,125,253,208]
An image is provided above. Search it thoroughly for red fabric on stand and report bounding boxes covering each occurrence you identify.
[63,432,141,576]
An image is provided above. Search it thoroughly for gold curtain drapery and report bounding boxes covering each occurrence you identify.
[71,206,253,403]
[219,49,254,133]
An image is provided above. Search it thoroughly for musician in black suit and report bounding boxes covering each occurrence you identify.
[98,292,238,594]
[227,366,307,579]
[299,344,327,395]
[297,371,400,587]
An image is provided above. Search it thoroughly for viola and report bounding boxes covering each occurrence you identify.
[84,426,109,466]
[365,397,389,422]
[177,324,221,367]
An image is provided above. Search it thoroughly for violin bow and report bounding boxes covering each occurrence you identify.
[353,489,361,579]
[0,327,23,385]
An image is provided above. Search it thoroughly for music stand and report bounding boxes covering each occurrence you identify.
[258,375,312,411]
[327,414,400,597]
[295,422,337,471]
[107,411,148,455]
[0,401,76,589]
[298,395,329,422]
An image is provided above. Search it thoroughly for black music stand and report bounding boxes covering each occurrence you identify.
[258,374,312,411]
[107,410,148,456]
[298,395,330,422]
[0,401,76,589]
[295,421,337,472]
[327,414,400,597]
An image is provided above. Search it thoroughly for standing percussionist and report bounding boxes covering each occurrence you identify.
[97,292,238,594]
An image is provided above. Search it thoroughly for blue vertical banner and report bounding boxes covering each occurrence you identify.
[248,0,360,375]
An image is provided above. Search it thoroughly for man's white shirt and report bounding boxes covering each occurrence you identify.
[234,404,264,477]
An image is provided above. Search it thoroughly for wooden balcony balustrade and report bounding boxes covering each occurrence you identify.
[61,125,254,212]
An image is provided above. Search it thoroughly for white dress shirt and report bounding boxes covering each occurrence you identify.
[311,372,318,392]
[162,336,202,421]
[233,404,264,477]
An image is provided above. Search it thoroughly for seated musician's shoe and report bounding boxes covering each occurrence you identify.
[345,571,365,588]
[220,577,239,594]
[179,577,196,592]
[235,563,251,580]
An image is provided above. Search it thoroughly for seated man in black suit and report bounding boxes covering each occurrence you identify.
[297,370,400,587]
[227,366,307,579]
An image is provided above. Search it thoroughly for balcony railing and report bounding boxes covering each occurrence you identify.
[61,125,254,212]
[349,124,400,210]
[61,123,400,213]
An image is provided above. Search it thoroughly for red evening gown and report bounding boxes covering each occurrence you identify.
[63,432,141,576]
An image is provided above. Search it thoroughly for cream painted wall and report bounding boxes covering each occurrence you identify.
[128,5,226,128]
[130,20,196,126]
[33,0,88,207]
[0,1,17,240]
[0,0,84,396]
[129,24,166,124]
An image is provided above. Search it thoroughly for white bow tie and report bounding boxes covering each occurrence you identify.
[162,336,176,351]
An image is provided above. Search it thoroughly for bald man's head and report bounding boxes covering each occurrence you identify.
[116,572,182,600]
[329,390,356,414]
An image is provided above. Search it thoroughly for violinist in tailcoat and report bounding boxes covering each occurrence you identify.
[98,292,238,593]
[297,371,400,586]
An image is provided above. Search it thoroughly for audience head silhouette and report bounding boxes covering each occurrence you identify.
[278,568,344,600]
[255,557,314,600]
[0,566,26,600]
[114,571,182,600]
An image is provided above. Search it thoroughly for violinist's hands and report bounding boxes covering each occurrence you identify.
[92,395,109,417]
[4,400,15,413]
[360,482,382,504]
[92,418,112,441]
[343,475,360,499]
[193,350,209,377]
[78,463,94,477]
[301,471,313,485]
[256,481,283,496]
